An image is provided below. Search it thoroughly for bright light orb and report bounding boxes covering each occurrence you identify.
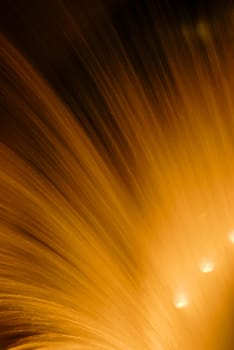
[174,293,189,309]
[199,259,214,273]
[229,231,234,243]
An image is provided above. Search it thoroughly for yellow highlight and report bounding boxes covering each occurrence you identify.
[174,293,189,309]
[228,231,234,243]
[199,259,214,273]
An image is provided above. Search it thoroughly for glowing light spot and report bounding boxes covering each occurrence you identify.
[174,293,189,309]
[197,20,210,42]
[229,231,234,243]
[199,259,214,273]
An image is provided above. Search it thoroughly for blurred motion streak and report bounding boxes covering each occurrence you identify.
[0,1,233,349]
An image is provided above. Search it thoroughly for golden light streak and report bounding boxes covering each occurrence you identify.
[0,1,233,349]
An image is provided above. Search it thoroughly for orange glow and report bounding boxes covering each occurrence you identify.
[228,231,234,243]
[0,2,233,350]
[199,259,215,273]
[174,293,189,309]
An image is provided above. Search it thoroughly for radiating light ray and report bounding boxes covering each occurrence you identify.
[0,1,233,350]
